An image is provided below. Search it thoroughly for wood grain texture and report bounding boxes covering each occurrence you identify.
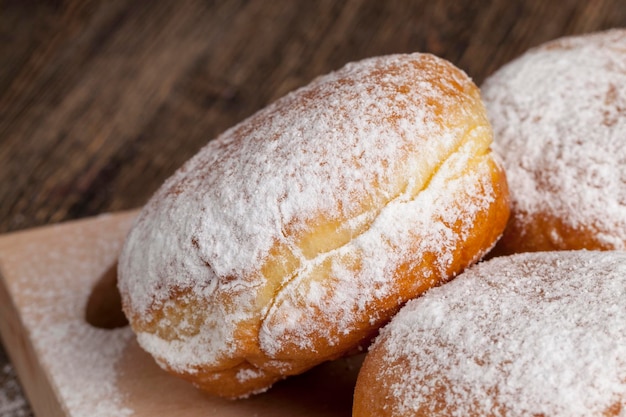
[1,0,625,414]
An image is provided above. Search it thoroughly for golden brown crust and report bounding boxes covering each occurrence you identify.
[252,156,510,375]
[353,251,626,417]
[491,210,618,257]
[118,52,510,398]
[353,159,509,417]
[482,29,626,255]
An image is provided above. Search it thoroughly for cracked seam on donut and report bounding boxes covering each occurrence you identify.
[255,124,489,359]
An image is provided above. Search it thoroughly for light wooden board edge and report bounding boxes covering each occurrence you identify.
[0,211,139,417]
[0,263,65,417]
[0,211,364,417]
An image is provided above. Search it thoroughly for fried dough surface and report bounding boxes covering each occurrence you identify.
[354,251,626,417]
[483,29,626,254]
[118,53,509,398]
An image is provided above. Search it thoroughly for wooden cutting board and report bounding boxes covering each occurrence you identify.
[0,211,363,416]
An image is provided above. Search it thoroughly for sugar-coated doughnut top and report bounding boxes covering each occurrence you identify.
[482,29,626,248]
[118,52,495,374]
[374,250,626,416]
[119,52,485,318]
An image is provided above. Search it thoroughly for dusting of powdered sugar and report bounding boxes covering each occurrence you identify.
[258,137,497,357]
[2,215,136,417]
[118,53,495,374]
[372,250,626,416]
[482,29,626,248]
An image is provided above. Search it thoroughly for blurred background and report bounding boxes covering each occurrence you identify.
[1,0,625,415]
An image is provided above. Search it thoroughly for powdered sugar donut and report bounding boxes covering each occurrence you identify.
[117,53,510,398]
[482,29,626,254]
[354,250,626,417]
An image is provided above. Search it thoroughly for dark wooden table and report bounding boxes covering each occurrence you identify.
[1,0,625,415]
